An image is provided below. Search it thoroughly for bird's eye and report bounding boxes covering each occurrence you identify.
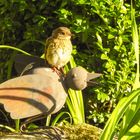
[72,74,77,78]
[60,32,65,35]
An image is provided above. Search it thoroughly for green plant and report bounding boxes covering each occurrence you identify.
[100,89,140,140]
[79,0,137,126]
[64,57,85,124]
[0,0,140,132]
[100,3,140,140]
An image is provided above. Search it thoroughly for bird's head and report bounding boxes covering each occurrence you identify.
[65,66,102,90]
[52,27,72,39]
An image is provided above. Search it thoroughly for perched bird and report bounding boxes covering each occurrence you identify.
[45,27,73,70]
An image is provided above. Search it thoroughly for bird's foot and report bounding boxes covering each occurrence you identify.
[52,67,63,76]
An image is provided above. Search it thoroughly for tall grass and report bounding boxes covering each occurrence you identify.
[64,57,85,124]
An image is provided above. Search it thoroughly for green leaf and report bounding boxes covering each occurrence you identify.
[101,54,108,60]
[100,88,140,140]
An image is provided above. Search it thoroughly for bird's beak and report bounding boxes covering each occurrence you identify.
[86,73,102,86]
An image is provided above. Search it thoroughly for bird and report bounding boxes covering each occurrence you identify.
[45,27,73,72]
[0,67,101,122]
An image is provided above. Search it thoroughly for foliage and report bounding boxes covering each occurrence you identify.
[100,4,140,140]
[100,88,140,140]
[0,0,140,132]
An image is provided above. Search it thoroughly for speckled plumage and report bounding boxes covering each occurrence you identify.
[45,27,72,69]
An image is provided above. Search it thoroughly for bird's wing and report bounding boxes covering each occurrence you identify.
[45,37,53,60]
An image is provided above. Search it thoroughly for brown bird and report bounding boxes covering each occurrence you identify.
[45,27,73,71]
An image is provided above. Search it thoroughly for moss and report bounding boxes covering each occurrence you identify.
[0,123,102,140]
[58,123,102,140]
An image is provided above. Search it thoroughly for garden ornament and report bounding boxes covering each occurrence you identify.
[0,67,101,120]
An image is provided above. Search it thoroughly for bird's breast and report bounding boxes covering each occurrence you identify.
[46,39,72,68]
